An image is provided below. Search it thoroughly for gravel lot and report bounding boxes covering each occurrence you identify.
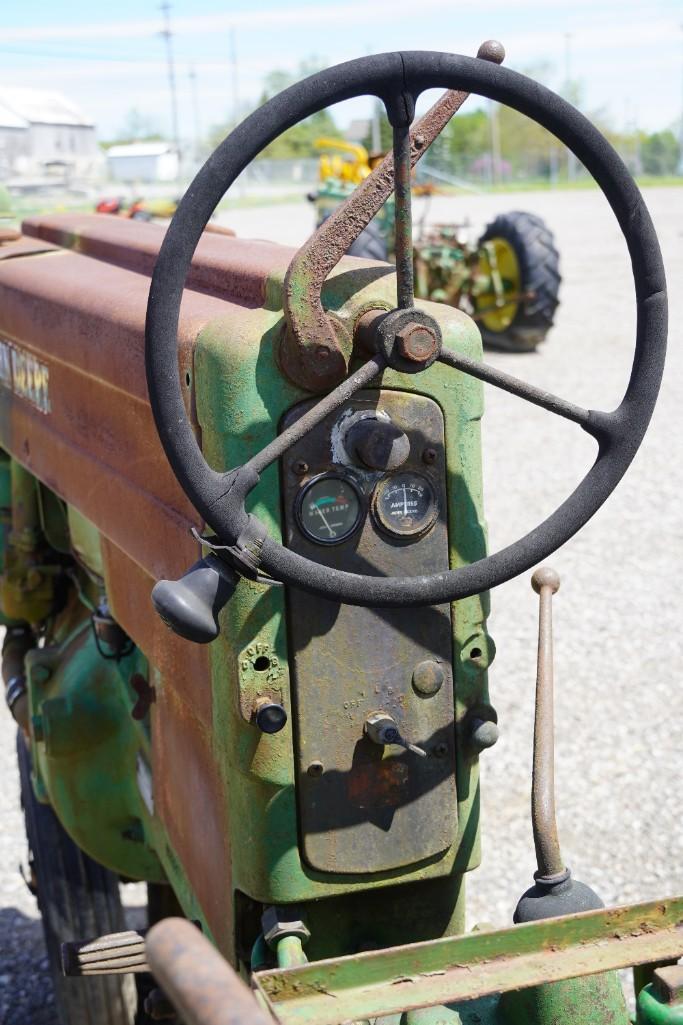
[1,184,681,1022]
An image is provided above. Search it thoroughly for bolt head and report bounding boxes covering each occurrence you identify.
[652,966,683,1005]
[396,324,439,364]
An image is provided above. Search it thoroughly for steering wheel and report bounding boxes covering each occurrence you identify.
[145,50,666,610]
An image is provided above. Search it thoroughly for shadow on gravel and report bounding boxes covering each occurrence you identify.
[0,907,55,1025]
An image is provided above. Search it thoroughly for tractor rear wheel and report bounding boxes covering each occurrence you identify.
[346,217,389,261]
[17,732,137,1025]
[475,211,560,351]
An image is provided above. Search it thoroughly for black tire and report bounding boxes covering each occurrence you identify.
[476,210,560,351]
[17,733,136,1025]
[346,218,389,261]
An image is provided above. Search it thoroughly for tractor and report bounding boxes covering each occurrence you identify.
[310,134,561,351]
[0,39,678,1025]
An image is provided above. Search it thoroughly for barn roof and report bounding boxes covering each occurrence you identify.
[0,88,93,128]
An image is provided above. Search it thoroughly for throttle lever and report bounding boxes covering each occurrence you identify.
[512,567,605,923]
[530,567,565,881]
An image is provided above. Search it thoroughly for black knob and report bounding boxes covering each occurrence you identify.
[151,554,239,644]
[255,700,287,734]
[346,417,410,470]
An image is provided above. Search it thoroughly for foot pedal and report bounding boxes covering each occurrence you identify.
[61,929,149,976]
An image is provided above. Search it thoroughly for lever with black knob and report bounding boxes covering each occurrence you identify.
[151,554,239,644]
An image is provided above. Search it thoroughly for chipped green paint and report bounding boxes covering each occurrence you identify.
[191,262,493,936]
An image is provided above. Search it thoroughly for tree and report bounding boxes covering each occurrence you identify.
[208,59,342,160]
[640,131,680,175]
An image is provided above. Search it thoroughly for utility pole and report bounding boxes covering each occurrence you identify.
[159,2,180,166]
[489,99,501,186]
[230,27,240,125]
[189,65,201,166]
[564,32,577,182]
[679,23,683,175]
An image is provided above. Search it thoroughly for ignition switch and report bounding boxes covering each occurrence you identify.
[345,416,410,471]
[364,711,426,757]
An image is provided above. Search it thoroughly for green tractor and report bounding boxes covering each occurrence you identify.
[0,38,676,1025]
[311,142,561,351]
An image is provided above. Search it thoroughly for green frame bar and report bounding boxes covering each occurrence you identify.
[254,897,683,1025]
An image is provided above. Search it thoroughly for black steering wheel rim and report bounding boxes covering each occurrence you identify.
[145,51,667,608]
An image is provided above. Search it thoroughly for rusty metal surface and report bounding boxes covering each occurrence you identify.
[253,896,683,1025]
[146,918,273,1025]
[392,119,415,311]
[22,213,294,307]
[0,237,58,261]
[280,42,505,393]
[281,389,456,873]
[530,567,564,879]
[152,680,234,958]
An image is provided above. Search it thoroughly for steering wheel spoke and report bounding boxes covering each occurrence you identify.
[245,353,387,477]
[438,348,609,440]
[392,118,415,310]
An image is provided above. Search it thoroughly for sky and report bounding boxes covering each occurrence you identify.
[2,0,682,142]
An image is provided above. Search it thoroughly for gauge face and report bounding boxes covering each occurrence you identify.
[373,472,438,539]
[296,474,363,545]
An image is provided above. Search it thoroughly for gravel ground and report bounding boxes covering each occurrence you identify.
[1,185,681,1021]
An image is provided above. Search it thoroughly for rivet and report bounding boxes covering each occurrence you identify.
[412,659,445,696]
[293,460,309,476]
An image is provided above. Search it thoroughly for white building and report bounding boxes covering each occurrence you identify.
[0,88,98,180]
[106,142,179,184]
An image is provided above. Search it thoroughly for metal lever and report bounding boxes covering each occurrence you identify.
[530,566,566,881]
[364,711,427,757]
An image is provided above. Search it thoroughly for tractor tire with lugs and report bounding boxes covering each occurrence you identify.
[476,210,560,352]
[17,732,137,1025]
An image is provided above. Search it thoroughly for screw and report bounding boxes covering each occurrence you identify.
[293,460,308,476]
[422,447,437,465]
[434,742,449,758]
[396,323,439,364]
[307,760,324,777]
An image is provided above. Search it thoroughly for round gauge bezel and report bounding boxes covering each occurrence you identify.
[295,471,365,546]
[372,471,439,540]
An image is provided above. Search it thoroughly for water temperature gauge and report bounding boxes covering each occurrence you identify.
[372,472,438,539]
[296,473,363,545]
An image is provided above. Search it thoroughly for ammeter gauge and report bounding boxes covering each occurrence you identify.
[296,474,363,545]
[372,472,438,539]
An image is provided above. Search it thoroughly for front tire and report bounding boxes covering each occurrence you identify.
[17,733,136,1025]
[475,211,560,351]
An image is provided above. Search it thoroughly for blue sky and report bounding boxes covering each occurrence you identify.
[2,0,682,140]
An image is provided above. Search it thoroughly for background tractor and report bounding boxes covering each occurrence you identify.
[311,137,561,350]
[0,40,677,1025]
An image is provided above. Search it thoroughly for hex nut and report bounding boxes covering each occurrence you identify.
[652,965,683,1004]
[396,324,439,364]
[261,905,311,947]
